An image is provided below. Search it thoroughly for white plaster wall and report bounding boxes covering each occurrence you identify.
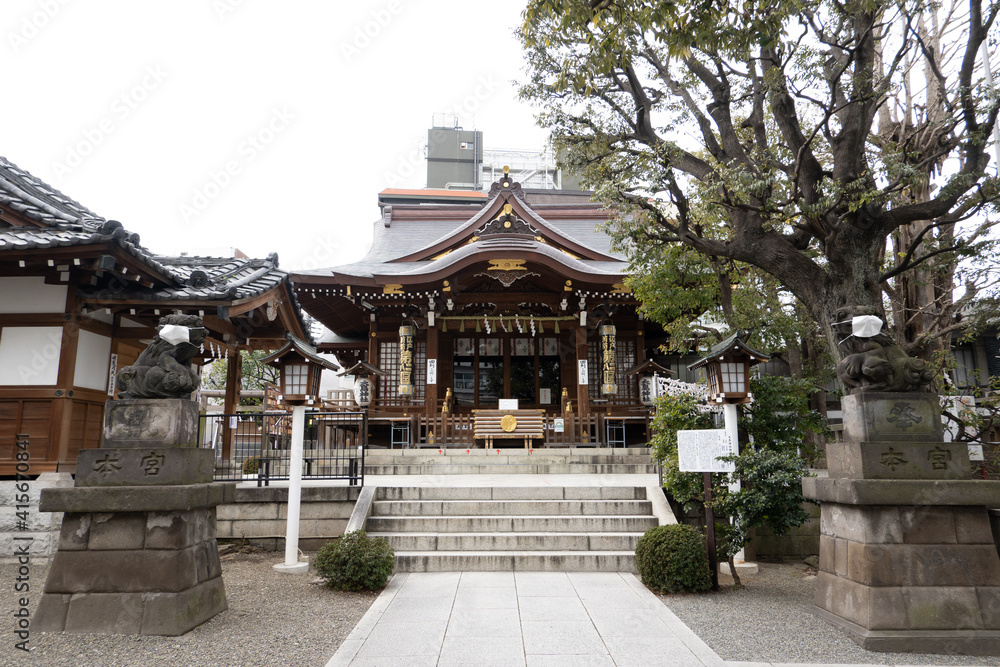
[74,330,112,391]
[0,327,62,385]
[0,277,66,314]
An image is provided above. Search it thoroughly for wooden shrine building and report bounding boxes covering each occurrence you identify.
[292,170,663,447]
[0,156,309,475]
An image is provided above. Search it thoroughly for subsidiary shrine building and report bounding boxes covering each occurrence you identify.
[291,171,668,447]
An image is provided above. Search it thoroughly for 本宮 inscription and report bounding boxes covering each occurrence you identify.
[879,447,908,471]
[93,453,122,476]
[141,451,166,476]
[927,446,952,471]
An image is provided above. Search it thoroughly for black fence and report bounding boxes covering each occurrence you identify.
[200,411,367,486]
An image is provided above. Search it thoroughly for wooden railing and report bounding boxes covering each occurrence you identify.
[415,414,473,446]
[544,414,601,446]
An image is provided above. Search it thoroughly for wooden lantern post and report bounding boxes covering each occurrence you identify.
[688,333,769,581]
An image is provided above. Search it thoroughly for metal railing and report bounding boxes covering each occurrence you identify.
[201,411,367,486]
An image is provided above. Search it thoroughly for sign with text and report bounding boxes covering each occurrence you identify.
[498,399,519,410]
[677,429,735,473]
[578,360,589,385]
[426,359,437,385]
[969,444,985,462]
[107,353,118,397]
[553,417,565,433]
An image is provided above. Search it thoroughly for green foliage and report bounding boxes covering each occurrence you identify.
[739,375,828,460]
[648,392,714,507]
[202,349,280,405]
[242,457,259,475]
[519,0,1000,373]
[711,450,816,559]
[651,375,824,558]
[635,524,712,593]
[314,531,395,592]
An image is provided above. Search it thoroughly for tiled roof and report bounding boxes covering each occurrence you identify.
[0,154,311,339]
[296,194,626,281]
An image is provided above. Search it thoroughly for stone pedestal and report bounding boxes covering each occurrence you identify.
[804,392,1000,655]
[33,399,235,636]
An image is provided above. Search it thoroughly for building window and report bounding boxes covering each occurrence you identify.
[953,347,976,388]
[378,340,426,404]
[588,338,636,404]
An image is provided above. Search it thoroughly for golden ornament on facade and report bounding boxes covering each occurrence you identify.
[500,414,518,432]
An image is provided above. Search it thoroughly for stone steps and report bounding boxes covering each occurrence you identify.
[372,499,651,516]
[366,486,659,572]
[393,550,640,572]
[365,463,656,475]
[363,447,656,475]
[374,531,643,551]
[367,515,657,533]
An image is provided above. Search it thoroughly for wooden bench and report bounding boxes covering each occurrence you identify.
[472,409,546,449]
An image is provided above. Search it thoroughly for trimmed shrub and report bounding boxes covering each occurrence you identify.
[635,524,711,593]
[242,457,259,474]
[314,530,395,591]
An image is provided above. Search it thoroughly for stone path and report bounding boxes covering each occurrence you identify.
[326,570,723,666]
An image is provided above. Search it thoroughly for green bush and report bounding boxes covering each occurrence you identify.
[314,531,395,591]
[242,457,259,474]
[635,524,712,593]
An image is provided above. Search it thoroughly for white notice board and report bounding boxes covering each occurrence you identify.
[677,429,736,473]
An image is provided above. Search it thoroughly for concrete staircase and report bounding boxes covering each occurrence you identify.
[364,447,656,475]
[365,485,660,572]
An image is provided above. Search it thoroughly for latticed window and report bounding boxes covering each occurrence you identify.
[378,340,426,404]
[283,364,309,394]
[588,338,636,404]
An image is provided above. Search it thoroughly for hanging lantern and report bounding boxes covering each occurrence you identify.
[600,323,617,395]
[398,324,415,396]
[353,377,373,407]
[638,376,656,406]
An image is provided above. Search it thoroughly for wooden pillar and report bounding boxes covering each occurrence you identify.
[575,325,590,417]
[424,324,438,416]
[368,320,379,407]
[221,348,242,461]
[53,288,80,465]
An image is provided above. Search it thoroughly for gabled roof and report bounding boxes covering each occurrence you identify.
[688,332,770,370]
[260,334,340,371]
[294,179,626,284]
[0,154,311,343]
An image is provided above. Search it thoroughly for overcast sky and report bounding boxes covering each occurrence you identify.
[2,0,545,273]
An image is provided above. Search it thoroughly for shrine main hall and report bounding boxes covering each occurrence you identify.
[291,169,672,448]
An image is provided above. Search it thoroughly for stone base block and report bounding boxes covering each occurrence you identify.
[810,603,1000,656]
[827,441,969,480]
[41,482,235,513]
[33,576,227,636]
[76,448,216,487]
[103,399,200,448]
[803,477,1000,506]
[842,392,944,443]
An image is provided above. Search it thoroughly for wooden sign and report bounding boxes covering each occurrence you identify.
[677,429,735,473]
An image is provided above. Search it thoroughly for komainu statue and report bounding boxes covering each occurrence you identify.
[834,306,934,394]
[116,314,207,399]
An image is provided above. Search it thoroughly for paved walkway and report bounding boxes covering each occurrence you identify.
[326,570,723,667]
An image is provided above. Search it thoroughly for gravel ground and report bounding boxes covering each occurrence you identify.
[659,562,1000,666]
[0,548,377,667]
